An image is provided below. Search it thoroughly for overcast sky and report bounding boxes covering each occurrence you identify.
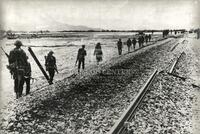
[1,0,200,31]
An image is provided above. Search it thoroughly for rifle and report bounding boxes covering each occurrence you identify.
[1,47,9,58]
[1,47,13,78]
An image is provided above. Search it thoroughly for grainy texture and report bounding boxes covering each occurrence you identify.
[0,38,177,134]
[186,34,200,134]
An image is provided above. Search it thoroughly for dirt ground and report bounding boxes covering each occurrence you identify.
[186,34,200,134]
[1,33,200,134]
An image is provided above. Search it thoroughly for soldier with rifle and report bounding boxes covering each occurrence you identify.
[75,45,87,73]
[45,51,58,84]
[8,40,28,99]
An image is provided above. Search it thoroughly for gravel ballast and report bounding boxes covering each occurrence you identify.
[1,37,190,134]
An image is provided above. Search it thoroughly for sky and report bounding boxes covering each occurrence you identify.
[1,0,200,31]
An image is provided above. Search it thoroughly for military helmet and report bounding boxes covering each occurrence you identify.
[14,40,23,46]
[49,50,54,54]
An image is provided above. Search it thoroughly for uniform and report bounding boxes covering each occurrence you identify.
[145,35,148,44]
[45,51,56,84]
[117,39,123,55]
[94,43,103,65]
[132,38,137,50]
[77,46,87,72]
[127,38,132,52]
[9,41,27,98]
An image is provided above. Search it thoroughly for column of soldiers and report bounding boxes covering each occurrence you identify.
[117,34,151,55]
[7,34,152,99]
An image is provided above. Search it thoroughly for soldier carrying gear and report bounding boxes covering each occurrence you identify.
[117,39,123,55]
[24,56,31,95]
[45,51,57,84]
[132,37,137,50]
[8,40,28,99]
[145,34,148,44]
[148,34,152,42]
[127,38,132,53]
[76,45,87,73]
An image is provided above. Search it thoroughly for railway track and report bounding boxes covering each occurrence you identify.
[108,69,158,134]
[168,52,186,80]
[108,51,187,134]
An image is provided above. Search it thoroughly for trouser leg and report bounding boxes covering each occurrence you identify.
[14,79,18,93]
[14,79,19,99]
[82,59,85,70]
[118,48,122,55]
[25,78,30,95]
[19,78,25,97]
[48,69,55,84]
[78,60,81,72]
[128,46,130,52]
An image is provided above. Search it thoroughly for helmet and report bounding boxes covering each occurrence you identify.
[49,50,54,54]
[14,40,23,46]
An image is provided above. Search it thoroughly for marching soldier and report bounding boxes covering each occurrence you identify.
[141,35,145,47]
[132,37,137,50]
[138,36,142,48]
[117,39,123,55]
[45,51,57,84]
[145,34,149,44]
[94,42,103,65]
[127,38,132,53]
[8,40,28,99]
[76,45,87,73]
[148,34,151,42]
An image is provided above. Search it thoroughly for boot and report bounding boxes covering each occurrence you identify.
[16,93,19,99]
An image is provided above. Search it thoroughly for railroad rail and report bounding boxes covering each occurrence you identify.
[107,69,158,134]
[171,43,179,51]
[168,51,199,87]
[168,52,186,80]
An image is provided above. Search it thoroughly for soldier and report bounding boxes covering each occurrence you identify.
[94,42,103,65]
[117,39,123,55]
[24,56,31,95]
[127,38,132,53]
[141,35,145,47]
[76,45,87,73]
[45,51,57,84]
[9,40,27,99]
[148,34,151,42]
[138,36,142,48]
[145,34,148,44]
[132,37,137,50]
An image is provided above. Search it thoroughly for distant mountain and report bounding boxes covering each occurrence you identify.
[3,22,102,31]
[37,23,102,31]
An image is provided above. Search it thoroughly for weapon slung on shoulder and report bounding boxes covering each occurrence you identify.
[1,47,9,58]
